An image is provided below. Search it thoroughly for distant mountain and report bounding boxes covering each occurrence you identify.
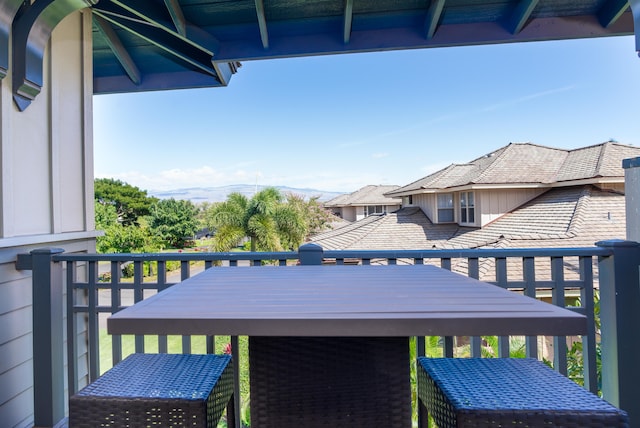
[149,185,344,203]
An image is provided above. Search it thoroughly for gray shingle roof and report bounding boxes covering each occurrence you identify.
[323,185,401,207]
[313,185,626,252]
[387,142,640,196]
[310,207,459,250]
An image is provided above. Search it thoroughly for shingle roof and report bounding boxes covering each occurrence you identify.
[387,142,640,196]
[313,185,626,252]
[310,207,459,250]
[323,185,401,207]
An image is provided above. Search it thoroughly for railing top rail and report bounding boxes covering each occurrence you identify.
[323,247,613,259]
[50,246,613,263]
[53,250,299,262]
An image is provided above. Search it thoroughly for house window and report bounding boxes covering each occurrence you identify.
[365,205,384,216]
[437,193,454,222]
[460,191,475,224]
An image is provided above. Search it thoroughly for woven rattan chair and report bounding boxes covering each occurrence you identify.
[69,353,234,428]
[417,357,628,428]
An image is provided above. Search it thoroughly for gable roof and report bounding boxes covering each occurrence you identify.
[387,142,640,196]
[323,185,401,208]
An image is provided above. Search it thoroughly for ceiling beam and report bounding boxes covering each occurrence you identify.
[507,0,540,34]
[343,0,354,44]
[12,0,97,111]
[93,14,141,85]
[0,0,24,79]
[598,0,629,28]
[424,0,445,39]
[164,0,186,37]
[255,0,270,49]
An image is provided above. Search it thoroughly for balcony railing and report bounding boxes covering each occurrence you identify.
[17,240,640,428]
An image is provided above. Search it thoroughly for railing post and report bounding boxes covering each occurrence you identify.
[596,239,640,425]
[298,243,323,265]
[31,247,66,427]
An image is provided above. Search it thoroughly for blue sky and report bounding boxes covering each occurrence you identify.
[94,35,640,194]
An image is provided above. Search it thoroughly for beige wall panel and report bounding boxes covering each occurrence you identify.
[0,306,31,345]
[51,12,88,233]
[9,49,52,236]
[0,360,33,409]
[415,194,434,221]
[0,275,31,315]
[0,388,34,428]
[479,188,545,226]
[0,334,32,375]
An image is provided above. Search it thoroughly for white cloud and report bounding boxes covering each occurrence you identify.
[372,152,389,159]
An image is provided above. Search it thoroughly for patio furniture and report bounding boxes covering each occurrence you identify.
[417,357,629,428]
[107,264,588,428]
[68,353,234,428]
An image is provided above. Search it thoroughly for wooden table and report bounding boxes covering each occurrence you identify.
[108,264,587,428]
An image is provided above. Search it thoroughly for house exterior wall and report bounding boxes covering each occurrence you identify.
[624,158,640,242]
[354,206,366,221]
[477,188,546,227]
[414,193,435,221]
[0,11,95,427]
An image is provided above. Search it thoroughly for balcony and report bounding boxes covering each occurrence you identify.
[18,241,640,427]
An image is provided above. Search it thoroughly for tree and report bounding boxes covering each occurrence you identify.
[207,187,307,252]
[285,193,334,236]
[94,178,157,226]
[149,198,199,248]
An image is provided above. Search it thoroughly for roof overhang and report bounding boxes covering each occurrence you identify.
[89,0,637,95]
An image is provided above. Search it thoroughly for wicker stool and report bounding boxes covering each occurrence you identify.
[69,353,234,428]
[417,357,629,428]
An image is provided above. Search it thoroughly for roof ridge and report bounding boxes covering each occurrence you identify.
[565,185,592,236]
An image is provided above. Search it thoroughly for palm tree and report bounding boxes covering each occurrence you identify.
[208,187,307,252]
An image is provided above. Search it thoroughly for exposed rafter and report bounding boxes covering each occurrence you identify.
[255,0,269,49]
[164,0,186,37]
[0,0,24,79]
[343,0,354,44]
[93,14,141,85]
[12,0,97,111]
[92,0,232,84]
[507,0,540,34]
[598,0,630,28]
[96,0,220,55]
[424,0,445,39]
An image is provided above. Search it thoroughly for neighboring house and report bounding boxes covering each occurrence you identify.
[323,185,402,222]
[312,141,640,253]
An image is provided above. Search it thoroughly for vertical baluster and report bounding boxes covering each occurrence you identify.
[551,256,567,375]
[110,260,123,364]
[66,261,79,396]
[157,260,169,354]
[495,257,510,357]
[87,261,100,379]
[580,256,598,394]
[523,256,538,359]
[133,260,145,353]
[467,257,482,357]
[180,260,191,353]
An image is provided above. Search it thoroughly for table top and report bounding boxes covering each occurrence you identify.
[107,264,587,337]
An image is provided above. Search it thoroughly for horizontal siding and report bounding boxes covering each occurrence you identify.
[0,387,33,428]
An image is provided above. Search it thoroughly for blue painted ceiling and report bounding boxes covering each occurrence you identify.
[91,0,634,94]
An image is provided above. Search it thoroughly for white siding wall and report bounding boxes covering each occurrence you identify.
[0,10,95,427]
[355,206,366,221]
[478,188,546,227]
[414,193,435,221]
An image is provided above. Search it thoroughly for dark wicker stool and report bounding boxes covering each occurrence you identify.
[417,357,629,428]
[69,353,234,428]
